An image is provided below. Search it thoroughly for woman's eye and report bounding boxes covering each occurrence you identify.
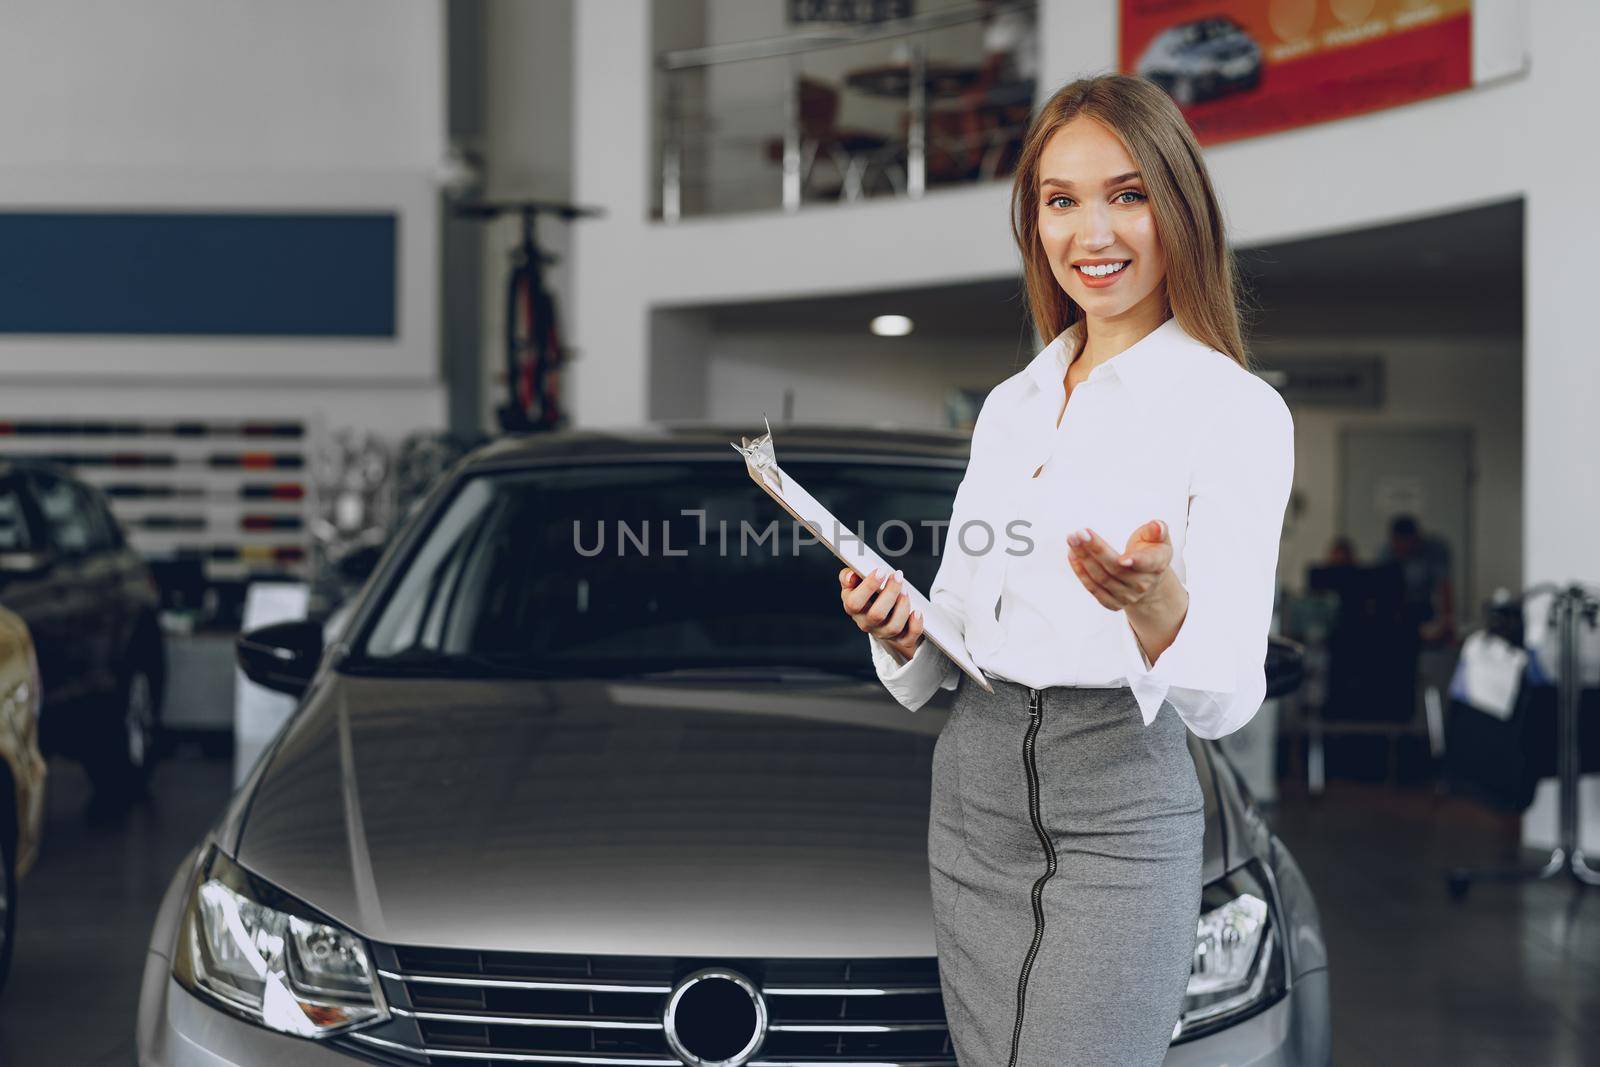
[1044,191,1145,209]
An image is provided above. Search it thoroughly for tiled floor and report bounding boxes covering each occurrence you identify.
[1264,780,1599,1066]
[0,750,1595,1066]
[0,750,231,1066]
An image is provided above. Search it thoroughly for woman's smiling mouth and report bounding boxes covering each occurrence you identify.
[1073,259,1132,286]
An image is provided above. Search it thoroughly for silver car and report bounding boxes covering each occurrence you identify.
[137,425,1330,1066]
[1135,16,1264,107]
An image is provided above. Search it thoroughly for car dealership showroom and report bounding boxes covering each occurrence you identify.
[0,2,1596,1066]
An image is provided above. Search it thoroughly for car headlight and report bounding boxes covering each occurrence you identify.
[1172,858,1287,1042]
[172,848,387,1038]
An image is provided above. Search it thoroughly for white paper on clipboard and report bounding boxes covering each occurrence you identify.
[730,416,994,694]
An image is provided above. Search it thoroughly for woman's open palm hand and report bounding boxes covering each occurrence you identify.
[1066,520,1173,612]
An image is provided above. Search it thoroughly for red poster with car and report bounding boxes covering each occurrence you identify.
[1118,0,1473,146]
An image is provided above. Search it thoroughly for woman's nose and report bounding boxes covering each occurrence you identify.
[1078,200,1115,247]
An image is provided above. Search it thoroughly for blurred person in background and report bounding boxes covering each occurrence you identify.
[1381,513,1458,733]
[1380,513,1457,646]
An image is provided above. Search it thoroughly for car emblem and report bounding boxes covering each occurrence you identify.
[662,967,768,1067]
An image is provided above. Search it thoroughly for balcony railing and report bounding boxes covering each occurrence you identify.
[655,1,1038,221]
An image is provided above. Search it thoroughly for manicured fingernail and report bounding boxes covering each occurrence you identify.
[1120,557,1133,566]
[879,571,890,590]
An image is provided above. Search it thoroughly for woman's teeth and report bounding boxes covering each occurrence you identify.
[1077,260,1129,277]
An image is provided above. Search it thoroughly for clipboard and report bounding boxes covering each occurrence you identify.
[730,416,993,694]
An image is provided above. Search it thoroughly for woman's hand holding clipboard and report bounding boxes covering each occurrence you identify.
[840,566,922,664]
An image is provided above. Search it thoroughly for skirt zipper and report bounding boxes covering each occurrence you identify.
[1007,686,1058,1067]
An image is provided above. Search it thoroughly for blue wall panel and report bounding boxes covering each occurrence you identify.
[0,211,397,336]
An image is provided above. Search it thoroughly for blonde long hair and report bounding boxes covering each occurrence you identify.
[1009,73,1254,371]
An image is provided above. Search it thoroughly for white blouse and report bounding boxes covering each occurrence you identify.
[868,313,1295,740]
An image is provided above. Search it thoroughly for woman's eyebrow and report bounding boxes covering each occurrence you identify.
[1040,171,1142,190]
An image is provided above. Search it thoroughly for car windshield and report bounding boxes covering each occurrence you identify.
[345,458,962,680]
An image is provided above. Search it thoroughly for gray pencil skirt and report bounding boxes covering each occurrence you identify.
[929,674,1205,1067]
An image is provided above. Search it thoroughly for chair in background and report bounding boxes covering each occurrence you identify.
[890,104,983,187]
[763,76,895,202]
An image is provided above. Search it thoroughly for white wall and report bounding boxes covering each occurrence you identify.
[700,326,1021,428]
[1518,0,1600,848]
[0,170,442,390]
[0,0,449,438]
[0,0,443,173]
[573,5,654,426]
[1522,3,1600,593]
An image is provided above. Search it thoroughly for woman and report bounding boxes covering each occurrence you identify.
[838,73,1294,1066]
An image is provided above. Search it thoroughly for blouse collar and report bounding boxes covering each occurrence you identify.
[1024,314,1200,411]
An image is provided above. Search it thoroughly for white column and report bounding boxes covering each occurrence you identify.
[1520,0,1600,851]
[570,0,653,427]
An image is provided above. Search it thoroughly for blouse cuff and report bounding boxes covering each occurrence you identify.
[1117,612,1169,726]
[868,633,955,712]
[1118,575,1238,727]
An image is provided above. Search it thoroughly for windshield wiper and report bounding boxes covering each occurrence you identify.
[340,651,874,685]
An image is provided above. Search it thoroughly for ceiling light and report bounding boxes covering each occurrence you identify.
[871,315,913,337]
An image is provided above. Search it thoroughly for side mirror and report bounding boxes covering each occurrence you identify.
[237,619,326,698]
[1264,635,1306,699]
[0,550,54,577]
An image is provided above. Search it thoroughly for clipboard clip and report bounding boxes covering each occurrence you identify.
[729,413,782,491]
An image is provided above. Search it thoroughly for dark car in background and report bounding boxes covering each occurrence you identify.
[138,426,1329,1067]
[0,459,166,794]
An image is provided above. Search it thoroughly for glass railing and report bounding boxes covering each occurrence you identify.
[655,1,1037,221]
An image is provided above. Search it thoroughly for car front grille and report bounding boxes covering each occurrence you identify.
[335,944,957,1066]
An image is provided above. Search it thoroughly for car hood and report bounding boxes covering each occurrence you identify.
[235,673,1228,958]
